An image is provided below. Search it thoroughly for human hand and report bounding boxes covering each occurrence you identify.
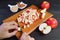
[20,33,35,40]
[0,21,18,39]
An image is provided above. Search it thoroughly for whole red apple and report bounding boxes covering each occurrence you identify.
[41,1,50,10]
[46,18,58,29]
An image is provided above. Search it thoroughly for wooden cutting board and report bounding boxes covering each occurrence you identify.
[3,5,53,39]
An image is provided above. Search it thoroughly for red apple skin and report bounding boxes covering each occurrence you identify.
[46,18,58,29]
[41,1,50,9]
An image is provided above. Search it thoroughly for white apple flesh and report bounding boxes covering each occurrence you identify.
[41,8,47,18]
[18,27,22,31]
[39,23,47,31]
[39,23,51,34]
[43,26,51,34]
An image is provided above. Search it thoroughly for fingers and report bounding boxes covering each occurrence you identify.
[31,38,35,40]
[20,33,35,40]
[8,21,18,26]
[0,21,18,38]
[7,25,18,30]
[5,21,18,30]
[8,30,17,37]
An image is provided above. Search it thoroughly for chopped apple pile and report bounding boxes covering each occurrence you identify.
[17,8,40,28]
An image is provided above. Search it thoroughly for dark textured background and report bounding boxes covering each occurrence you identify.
[0,0,60,40]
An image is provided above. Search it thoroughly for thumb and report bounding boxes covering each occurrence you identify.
[9,30,17,37]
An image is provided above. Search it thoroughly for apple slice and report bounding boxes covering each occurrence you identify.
[39,23,51,34]
[18,27,22,31]
[41,8,46,18]
[43,26,51,34]
[39,23,47,31]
